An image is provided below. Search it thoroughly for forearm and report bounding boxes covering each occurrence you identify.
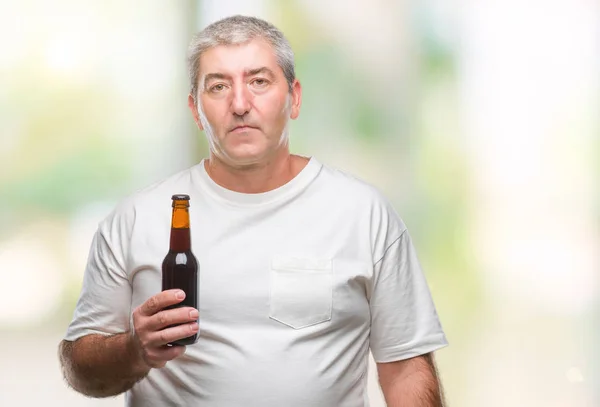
[383,369,443,406]
[59,333,150,398]
[379,354,445,407]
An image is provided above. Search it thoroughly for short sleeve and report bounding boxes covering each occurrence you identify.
[369,230,448,363]
[64,212,133,341]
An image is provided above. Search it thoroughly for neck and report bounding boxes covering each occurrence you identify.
[204,150,309,194]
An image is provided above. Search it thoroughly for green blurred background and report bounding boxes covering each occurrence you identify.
[0,0,598,406]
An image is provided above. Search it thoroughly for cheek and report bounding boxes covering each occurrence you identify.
[200,103,227,131]
[200,102,216,119]
[257,94,289,122]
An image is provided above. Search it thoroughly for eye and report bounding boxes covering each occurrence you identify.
[251,78,269,88]
[210,83,227,93]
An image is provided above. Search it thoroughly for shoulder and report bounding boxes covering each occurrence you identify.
[99,164,200,231]
[318,161,403,216]
[317,161,382,198]
[315,159,407,236]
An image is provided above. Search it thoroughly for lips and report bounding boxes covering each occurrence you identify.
[229,125,257,133]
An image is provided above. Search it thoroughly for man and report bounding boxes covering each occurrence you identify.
[59,15,448,407]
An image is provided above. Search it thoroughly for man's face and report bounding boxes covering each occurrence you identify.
[189,38,301,167]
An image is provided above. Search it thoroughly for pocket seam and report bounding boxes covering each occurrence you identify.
[269,256,333,329]
[271,256,332,271]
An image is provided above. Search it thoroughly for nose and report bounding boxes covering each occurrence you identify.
[230,84,252,117]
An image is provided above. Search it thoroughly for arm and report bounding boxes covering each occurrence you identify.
[377,352,445,407]
[58,289,198,398]
[369,229,448,405]
[58,333,150,398]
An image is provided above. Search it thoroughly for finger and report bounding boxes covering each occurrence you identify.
[139,290,185,317]
[146,307,199,332]
[148,322,199,347]
[144,345,187,368]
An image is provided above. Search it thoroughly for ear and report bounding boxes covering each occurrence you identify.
[188,94,204,130]
[289,79,302,120]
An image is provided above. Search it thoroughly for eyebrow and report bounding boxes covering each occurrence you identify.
[202,67,276,89]
[245,67,276,78]
[203,73,228,88]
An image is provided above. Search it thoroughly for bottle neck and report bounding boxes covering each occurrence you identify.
[169,206,191,252]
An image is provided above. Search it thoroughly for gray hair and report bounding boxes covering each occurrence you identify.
[187,15,295,105]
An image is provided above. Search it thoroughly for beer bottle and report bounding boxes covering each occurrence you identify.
[162,194,199,346]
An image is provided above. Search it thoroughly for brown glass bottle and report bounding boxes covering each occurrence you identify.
[162,194,199,346]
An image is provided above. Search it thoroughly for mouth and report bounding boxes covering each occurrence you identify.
[229,125,257,134]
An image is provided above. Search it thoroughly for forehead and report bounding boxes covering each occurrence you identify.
[199,38,281,77]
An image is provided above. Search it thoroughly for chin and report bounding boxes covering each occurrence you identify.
[225,143,275,164]
[223,150,269,167]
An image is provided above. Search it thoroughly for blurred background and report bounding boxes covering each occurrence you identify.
[0,0,598,405]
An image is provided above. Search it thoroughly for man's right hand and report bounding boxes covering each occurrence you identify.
[131,289,199,369]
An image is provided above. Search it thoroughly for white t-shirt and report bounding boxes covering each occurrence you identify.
[65,157,448,407]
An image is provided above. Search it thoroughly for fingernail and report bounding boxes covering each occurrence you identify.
[176,291,185,300]
[190,323,199,332]
[189,309,199,318]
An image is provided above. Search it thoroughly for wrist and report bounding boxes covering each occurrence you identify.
[125,332,151,376]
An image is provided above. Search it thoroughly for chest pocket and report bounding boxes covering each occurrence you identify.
[269,256,333,329]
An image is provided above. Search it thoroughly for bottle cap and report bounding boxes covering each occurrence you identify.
[171,194,190,201]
